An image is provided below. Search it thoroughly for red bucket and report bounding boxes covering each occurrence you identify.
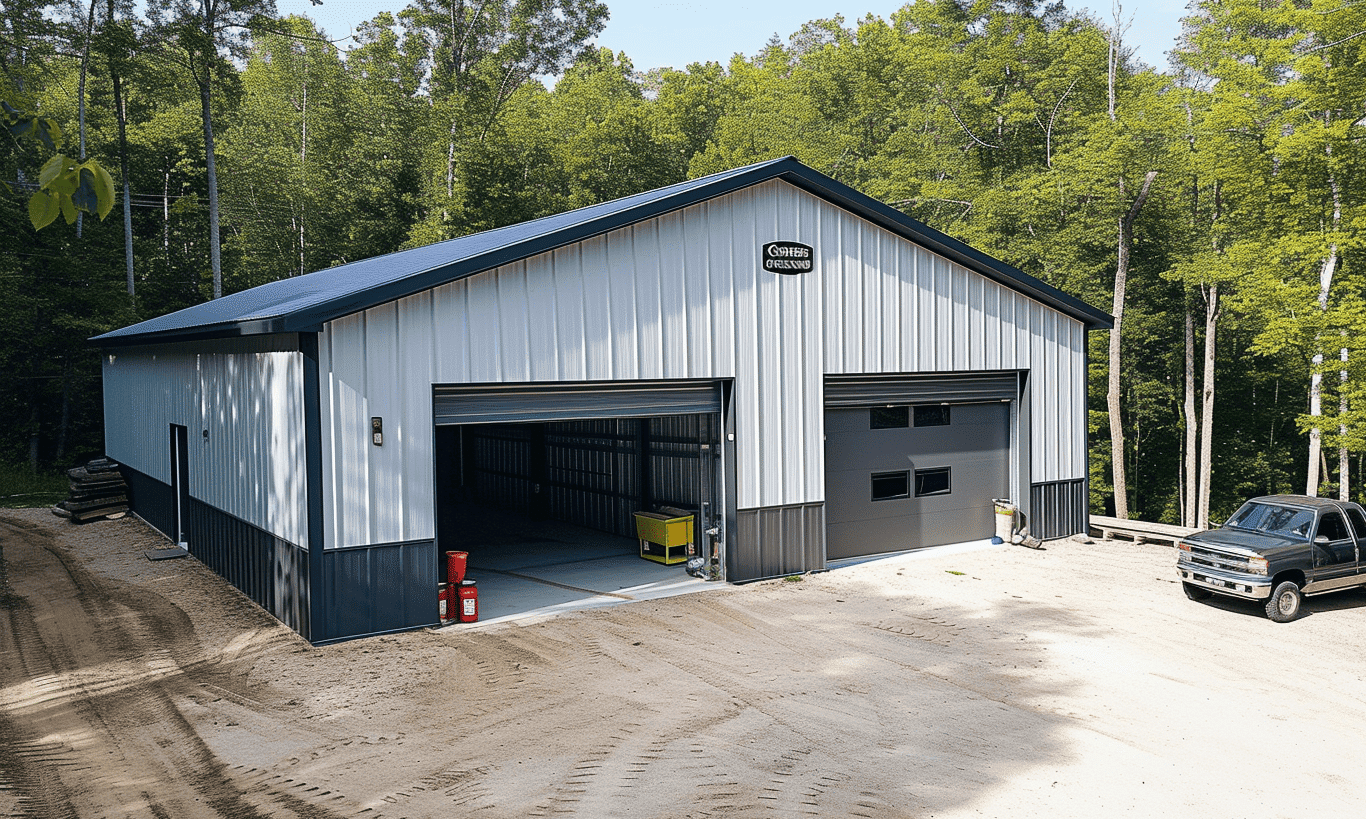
[446,551,469,585]
[457,579,478,623]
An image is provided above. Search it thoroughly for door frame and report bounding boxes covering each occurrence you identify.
[169,424,190,546]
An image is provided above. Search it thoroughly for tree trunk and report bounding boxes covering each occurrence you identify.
[162,166,170,256]
[299,71,307,277]
[1197,283,1219,528]
[1340,343,1349,501]
[1308,140,1341,496]
[1106,169,1157,520]
[108,0,134,298]
[1184,297,1198,527]
[1107,7,1116,123]
[1332,161,1346,501]
[194,0,223,299]
[55,362,71,466]
[201,74,223,299]
[28,403,40,475]
[75,0,97,238]
[1309,353,1324,496]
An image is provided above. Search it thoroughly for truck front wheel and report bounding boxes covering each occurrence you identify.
[1265,581,1302,623]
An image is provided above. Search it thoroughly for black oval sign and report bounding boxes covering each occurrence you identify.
[761,241,814,274]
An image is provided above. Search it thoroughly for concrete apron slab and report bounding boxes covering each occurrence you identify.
[448,537,1001,629]
[824,537,1000,571]
[440,551,723,629]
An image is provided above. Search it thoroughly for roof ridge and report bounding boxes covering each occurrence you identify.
[93,155,1109,347]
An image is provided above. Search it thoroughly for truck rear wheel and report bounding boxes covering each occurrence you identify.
[1265,580,1302,622]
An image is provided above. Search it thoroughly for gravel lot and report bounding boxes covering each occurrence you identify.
[2,507,1365,818]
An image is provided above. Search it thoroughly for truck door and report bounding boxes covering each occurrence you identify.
[1346,507,1366,576]
[1311,511,1357,589]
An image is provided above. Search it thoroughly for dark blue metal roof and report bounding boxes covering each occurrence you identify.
[93,156,1111,347]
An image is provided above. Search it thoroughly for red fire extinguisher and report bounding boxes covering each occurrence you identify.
[438,583,453,625]
[457,579,479,623]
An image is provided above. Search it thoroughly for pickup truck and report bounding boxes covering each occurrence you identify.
[1176,494,1366,622]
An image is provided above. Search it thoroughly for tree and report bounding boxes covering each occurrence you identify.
[150,0,278,299]
[398,0,609,245]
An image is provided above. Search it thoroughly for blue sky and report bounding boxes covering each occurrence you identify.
[280,0,1190,75]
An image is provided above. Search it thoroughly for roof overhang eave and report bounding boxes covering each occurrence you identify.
[89,318,293,349]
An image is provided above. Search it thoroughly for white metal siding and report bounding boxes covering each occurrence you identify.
[319,180,1088,548]
[102,341,307,547]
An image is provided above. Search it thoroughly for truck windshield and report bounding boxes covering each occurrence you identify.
[1225,503,1314,537]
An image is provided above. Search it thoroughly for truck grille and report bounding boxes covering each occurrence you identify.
[1182,544,1251,574]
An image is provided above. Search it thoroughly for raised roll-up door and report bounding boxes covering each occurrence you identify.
[825,371,1019,407]
[824,373,1015,560]
[434,380,722,426]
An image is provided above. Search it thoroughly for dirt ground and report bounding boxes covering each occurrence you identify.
[2,509,1365,819]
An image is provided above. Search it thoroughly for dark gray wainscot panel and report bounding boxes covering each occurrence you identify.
[317,540,438,644]
[1030,478,1087,540]
[186,498,311,641]
[121,464,176,544]
[124,465,311,640]
[731,502,825,581]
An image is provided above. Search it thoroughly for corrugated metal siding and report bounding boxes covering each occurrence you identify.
[317,540,437,643]
[546,421,638,535]
[319,180,1087,548]
[1030,479,1088,540]
[122,463,176,542]
[732,503,825,581]
[102,337,308,548]
[186,496,311,640]
[458,416,716,540]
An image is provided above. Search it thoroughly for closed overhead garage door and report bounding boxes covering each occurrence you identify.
[824,374,1014,560]
[434,380,722,425]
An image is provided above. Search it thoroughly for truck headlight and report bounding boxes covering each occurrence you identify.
[1177,542,1191,562]
[1247,556,1268,576]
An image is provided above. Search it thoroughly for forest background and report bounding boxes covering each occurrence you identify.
[1,0,1362,527]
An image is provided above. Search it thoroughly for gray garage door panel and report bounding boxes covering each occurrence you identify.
[827,507,996,558]
[825,402,1008,560]
[434,380,721,425]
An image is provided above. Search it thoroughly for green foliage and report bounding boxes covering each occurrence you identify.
[3,0,1365,520]
[0,464,68,509]
[3,100,116,228]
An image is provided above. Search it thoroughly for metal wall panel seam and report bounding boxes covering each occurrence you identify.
[968,272,983,370]
[954,263,969,371]
[800,194,822,503]
[883,231,899,372]
[1047,307,1061,481]
[861,219,879,373]
[318,325,336,552]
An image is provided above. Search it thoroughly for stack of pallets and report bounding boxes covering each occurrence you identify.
[54,458,129,522]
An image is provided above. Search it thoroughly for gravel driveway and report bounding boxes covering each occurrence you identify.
[2,508,1363,818]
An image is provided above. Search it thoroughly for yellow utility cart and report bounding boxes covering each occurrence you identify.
[633,510,694,565]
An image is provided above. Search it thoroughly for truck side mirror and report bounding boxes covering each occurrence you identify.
[1314,535,1330,545]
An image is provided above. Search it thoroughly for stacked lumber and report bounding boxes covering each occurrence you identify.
[54,458,129,522]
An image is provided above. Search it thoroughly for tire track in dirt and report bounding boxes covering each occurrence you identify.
[589,604,907,817]
[0,515,348,819]
[0,528,82,819]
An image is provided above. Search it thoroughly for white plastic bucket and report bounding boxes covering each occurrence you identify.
[992,499,1017,544]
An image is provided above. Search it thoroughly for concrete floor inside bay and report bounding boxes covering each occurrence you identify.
[439,504,721,626]
[438,502,997,626]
